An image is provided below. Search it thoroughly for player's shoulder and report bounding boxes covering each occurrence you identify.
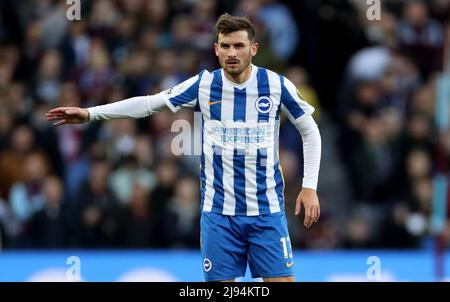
[254,65,284,82]
[196,68,215,81]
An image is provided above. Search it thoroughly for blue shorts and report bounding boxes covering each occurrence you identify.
[200,211,295,281]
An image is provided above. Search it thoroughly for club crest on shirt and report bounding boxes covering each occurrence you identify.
[255,96,273,114]
[203,258,212,272]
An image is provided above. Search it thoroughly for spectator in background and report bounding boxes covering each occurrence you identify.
[78,39,117,107]
[257,0,299,62]
[102,118,139,166]
[155,49,187,90]
[234,0,283,71]
[142,0,169,29]
[119,49,155,96]
[21,21,44,76]
[27,175,71,248]
[0,108,12,151]
[163,176,201,248]
[6,81,33,123]
[117,181,159,248]
[88,0,121,38]
[40,1,69,50]
[0,125,41,200]
[32,49,63,105]
[73,160,119,248]
[9,152,51,223]
[169,14,197,52]
[110,155,156,206]
[0,196,22,249]
[285,66,320,121]
[59,21,91,78]
[191,0,218,69]
[398,0,444,79]
[429,0,450,23]
[133,135,155,169]
[380,201,425,248]
[150,159,179,217]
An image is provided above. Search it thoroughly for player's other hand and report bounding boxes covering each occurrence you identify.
[46,107,89,126]
[295,188,320,228]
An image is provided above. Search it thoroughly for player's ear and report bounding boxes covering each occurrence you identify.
[214,42,219,57]
[251,42,258,57]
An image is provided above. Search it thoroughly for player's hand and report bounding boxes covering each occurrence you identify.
[295,188,320,228]
[46,107,89,126]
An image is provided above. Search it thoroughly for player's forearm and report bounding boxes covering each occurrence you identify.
[87,93,166,121]
[293,115,322,190]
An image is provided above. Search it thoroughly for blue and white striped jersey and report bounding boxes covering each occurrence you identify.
[162,65,314,216]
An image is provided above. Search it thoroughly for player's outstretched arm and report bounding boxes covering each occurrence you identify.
[46,94,170,127]
[46,107,89,126]
[46,73,203,126]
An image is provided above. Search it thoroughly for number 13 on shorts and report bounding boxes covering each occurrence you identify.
[280,236,293,259]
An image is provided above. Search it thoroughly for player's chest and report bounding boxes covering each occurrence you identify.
[198,88,281,121]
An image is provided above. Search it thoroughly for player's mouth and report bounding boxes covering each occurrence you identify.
[226,61,239,65]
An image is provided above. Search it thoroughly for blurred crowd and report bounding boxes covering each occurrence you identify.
[0,0,449,250]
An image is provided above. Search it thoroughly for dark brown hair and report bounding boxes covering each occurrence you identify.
[215,13,255,41]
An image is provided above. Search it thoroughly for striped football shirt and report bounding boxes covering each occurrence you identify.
[162,64,314,216]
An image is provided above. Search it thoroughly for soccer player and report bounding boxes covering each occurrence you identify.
[46,13,321,282]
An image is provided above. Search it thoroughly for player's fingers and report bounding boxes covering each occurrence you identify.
[304,204,313,228]
[47,115,61,121]
[46,112,65,118]
[47,113,67,121]
[315,205,320,222]
[312,206,318,223]
[53,119,66,126]
[295,199,301,215]
[304,214,312,228]
[48,107,70,114]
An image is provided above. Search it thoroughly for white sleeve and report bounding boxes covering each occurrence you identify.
[291,115,321,190]
[87,92,167,121]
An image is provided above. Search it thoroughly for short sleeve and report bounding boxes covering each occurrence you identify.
[161,70,205,113]
[279,76,315,123]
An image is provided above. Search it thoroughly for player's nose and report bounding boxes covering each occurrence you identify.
[227,49,237,58]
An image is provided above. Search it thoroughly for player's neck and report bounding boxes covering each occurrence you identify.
[223,64,253,85]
